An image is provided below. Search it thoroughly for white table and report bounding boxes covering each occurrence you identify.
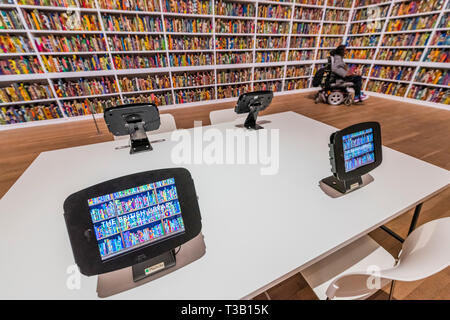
[0,111,449,299]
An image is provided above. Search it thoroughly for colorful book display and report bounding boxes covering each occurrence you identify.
[217,83,251,99]
[170,52,213,66]
[253,80,282,92]
[415,68,449,86]
[285,78,308,90]
[322,23,346,35]
[381,32,430,47]
[215,0,254,17]
[424,48,449,63]
[0,103,63,124]
[163,0,211,14]
[293,7,323,21]
[292,22,320,35]
[327,0,353,8]
[320,36,345,48]
[0,9,23,29]
[0,56,43,74]
[172,71,214,88]
[62,96,121,116]
[35,34,107,53]
[366,80,408,97]
[54,77,118,97]
[42,54,111,72]
[386,15,438,32]
[370,65,415,81]
[174,87,214,104]
[107,35,165,52]
[119,74,171,92]
[258,4,292,19]
[290,36,316,48]
[289,49,314,61]
[217,69,251,84]
[286,65,311,78]
[18,0,96,8]
[407,85,449,104]
[347,63,370,76]
[216,52,252,64]
[346,35,379,47]
[0,35,33,53]
[257,21,290,34]
[255,51,286,63]
[256,36,287,49]
[216,19,253,34]
[377,48,423,61]
[98,0,159,11]
[114,53,167,69]
[123,91,173,106]
[102,14,163,32]
[0,82,53,103]
[430,31,449,46]
[350,21,384,34]
[165,17,212,33]
[325,9,349,22]
[390,0,444,16]
[353,5,389,21]
[169,35,213,50]
[23,9,101,31]
[345,49,374,59]
[254,67,284,81]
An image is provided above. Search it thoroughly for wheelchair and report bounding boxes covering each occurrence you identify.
[312,57,356,106]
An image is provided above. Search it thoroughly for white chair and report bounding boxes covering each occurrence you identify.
[301,217,450,300]
[114,113,177,140]
[209,108,245,125]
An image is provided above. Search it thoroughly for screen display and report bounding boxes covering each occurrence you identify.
[87,178,185,260]
[342,128,375,172]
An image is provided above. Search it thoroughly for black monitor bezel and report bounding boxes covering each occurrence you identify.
[63,168,202,276]
[331,121,382,181]
[103,103,161,136]
[235,90,273,114]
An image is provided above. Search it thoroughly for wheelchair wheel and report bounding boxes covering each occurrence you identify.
[327,91,344,105]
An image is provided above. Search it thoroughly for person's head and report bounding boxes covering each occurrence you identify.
[332,45,346,57]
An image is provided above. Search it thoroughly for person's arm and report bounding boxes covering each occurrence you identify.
[331,55,349,78]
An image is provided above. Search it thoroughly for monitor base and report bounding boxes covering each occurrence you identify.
[319,174,374,198]
[132,249,176,282]
[235,120,271,130]
[96,232,206,298]
[129,121,153,154]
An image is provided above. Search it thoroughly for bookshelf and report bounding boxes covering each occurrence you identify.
[1,0,449,128]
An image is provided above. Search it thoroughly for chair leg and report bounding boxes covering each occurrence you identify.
[388,280,396,300]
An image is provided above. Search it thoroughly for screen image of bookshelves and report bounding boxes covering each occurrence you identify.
[0,0,448,128]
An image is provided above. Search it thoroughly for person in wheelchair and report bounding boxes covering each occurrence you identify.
[313,45,368,105]
[331,45,368,103]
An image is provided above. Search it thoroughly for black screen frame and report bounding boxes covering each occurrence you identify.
[235,90,273,114]
[63,168,202,276]
[331,121,382,181]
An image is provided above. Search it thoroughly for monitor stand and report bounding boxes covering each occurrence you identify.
[319,174,374,198]
[129,121,153,154]
[243,109,263,130]
[132,249,176,282]
[96,232,206,298]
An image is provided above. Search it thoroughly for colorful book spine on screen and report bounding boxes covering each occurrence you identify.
[0,57,43,75]
[407,85,449,104]
[217,69,251,84]
[119,74,171,92]
[113,53,167,69]
[215,19,254,33]
[97,0,160,11]
[54,77,118,97]
[172,71,214,88]
[102,14,163,32]
[165,17,212,33]
[0,82,53,103]
[163,0,212,14]
[18,0,96,8]
[215,36,253,50]
[215,0,254,17]
[169,35,213,50]
[174,87,214,104]
[0,35,33,53]
[0,103,63,125]
[254,67,284,81]
[35,34,107,53]
[0,10,23,29]
[217,83,252,99]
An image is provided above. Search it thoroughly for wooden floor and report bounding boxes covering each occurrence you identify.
[1,92,449,300]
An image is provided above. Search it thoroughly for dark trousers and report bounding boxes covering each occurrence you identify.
[344,75,362,97]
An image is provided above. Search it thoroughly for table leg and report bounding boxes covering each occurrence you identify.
[379,202,423,242]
